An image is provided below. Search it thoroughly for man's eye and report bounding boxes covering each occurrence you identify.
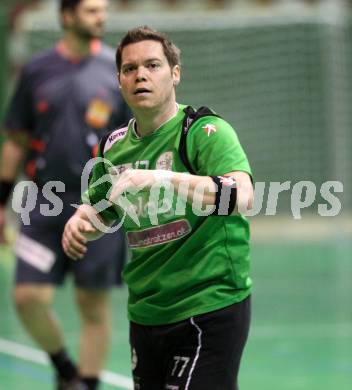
[123,66,134,74]
[148,63,160,69]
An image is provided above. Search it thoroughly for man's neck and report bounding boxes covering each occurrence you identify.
[134,102,179,137]
[60,32,92,59]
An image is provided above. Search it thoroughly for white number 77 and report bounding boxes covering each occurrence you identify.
[171,356,191,377]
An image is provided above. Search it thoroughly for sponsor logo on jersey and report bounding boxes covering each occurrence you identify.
[202,123,217,137]
[108,129,128,143]
[127,219,191,248]
[104,127,128,153]
[85,98,112,128]
[155,151,173,171]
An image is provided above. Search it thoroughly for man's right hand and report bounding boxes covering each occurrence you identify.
[62,214,97,260]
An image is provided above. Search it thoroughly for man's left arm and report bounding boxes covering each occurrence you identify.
[108,169,253,216]
[169,170,253,215]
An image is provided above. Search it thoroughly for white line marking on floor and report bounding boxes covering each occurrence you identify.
[0,338,133,389]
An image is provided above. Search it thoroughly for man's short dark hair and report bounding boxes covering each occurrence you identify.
[60,0,82,12]
[116,26,181,73]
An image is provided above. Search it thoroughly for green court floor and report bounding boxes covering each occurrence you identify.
[1,238,351,389]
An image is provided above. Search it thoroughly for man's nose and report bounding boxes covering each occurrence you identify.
[96,9,107,24]
[136,66,147,82]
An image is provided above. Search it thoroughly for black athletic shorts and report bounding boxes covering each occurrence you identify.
[129,296,251,390]
[14,189,126,288]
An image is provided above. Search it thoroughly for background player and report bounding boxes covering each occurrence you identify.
[62,26,254,389]
[0,0,130,389]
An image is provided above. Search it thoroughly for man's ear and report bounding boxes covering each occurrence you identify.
[172,65,181,86]
[61,10,75,29]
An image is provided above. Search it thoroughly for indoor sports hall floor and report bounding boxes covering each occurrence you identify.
[0,218,351,390]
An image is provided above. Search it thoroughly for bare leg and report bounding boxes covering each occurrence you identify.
[75,288,111,377]
[13,284,81,388]
[13,284,64,352]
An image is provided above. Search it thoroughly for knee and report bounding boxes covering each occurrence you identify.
[76,290,109,325]
[13,286,51,313]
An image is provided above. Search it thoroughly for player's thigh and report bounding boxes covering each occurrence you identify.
[72,229,127,289]
[14,220,68,286]
[164,297,251,390]
[129,321,165,390]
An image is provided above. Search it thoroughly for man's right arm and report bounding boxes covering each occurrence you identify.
[0,60,36,242]
[0,135,28,243]
[0,136,28,180]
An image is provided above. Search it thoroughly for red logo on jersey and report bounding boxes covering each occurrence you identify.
[202,124,217,137]
[85,99,112,129]
[37,100,49,113]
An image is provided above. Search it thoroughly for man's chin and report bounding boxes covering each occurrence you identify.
[77,29,103,41]
[91,30,104,39]
[132,102,157,112]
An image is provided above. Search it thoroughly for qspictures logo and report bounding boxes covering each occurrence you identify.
[11,157,344,230]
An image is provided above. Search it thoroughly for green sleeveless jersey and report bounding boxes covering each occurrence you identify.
[84,104,252,325]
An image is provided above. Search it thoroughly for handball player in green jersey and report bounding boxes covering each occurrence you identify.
[63,26,254,390]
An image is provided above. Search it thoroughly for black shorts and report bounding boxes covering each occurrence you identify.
[129,296,251,390]
[14,190,126,289]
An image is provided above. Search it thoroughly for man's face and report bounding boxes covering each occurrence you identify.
[63,0,108,39]
[118,40,180,113]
